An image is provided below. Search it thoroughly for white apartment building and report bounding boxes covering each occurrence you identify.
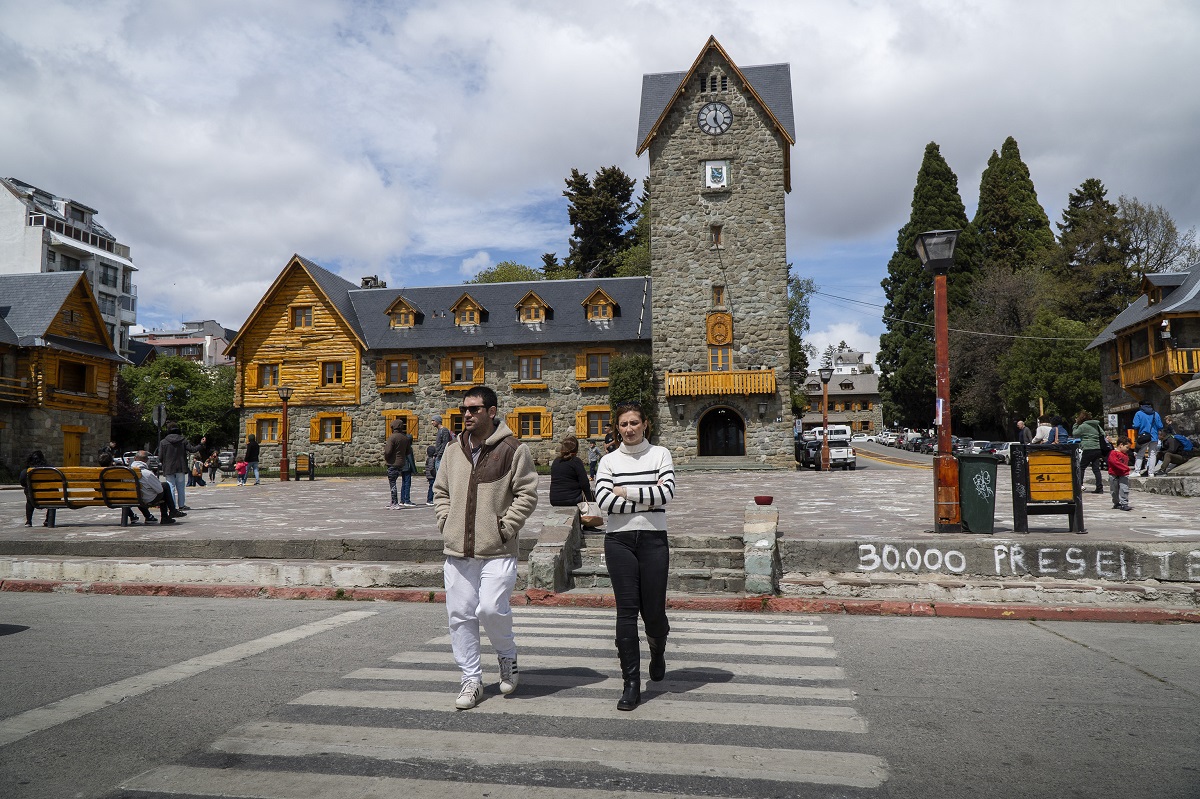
[0,177,138,355]
[131,320,237,366]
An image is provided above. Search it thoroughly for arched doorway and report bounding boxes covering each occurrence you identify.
[698,407,745,456]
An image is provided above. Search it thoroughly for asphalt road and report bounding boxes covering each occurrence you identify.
[1,593,1196,799]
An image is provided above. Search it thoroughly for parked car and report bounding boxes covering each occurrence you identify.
[953,437,973,454]
[968,440,992,455]
[796,437,856,470]
[918,438,936,454]
[119,451,161,474]
[218,449,237,471]
[987,442,1013,463]
[851,433,870,443]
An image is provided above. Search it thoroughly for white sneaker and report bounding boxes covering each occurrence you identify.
[455,679,483,710]
[498,655,518,695]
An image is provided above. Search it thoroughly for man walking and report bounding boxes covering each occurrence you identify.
[431,415,453,469]
[1016,420,1033,445]
[433,386,538,710]
[155,422,198,511]
[384,418,414,508]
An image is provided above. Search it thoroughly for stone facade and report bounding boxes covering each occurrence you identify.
[1,406,109,469]
[645,43,793,465]
[246,342,651,468]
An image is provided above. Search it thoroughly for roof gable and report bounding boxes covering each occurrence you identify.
[0,272,90,340]
[636,36,796,158]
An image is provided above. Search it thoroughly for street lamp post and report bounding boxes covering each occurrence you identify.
[915,230,962,533]
[818,366,834,471]
[277,385,293,482]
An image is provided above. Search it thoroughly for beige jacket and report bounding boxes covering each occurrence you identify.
[433,420,539,559]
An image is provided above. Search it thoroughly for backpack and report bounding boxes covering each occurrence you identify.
[1175,434,1194,453]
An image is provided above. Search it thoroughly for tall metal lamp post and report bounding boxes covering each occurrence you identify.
[914,229,962,533]
[277,385,293,482]
[818,366,834,470]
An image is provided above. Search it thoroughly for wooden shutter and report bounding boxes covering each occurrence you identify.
[575,353,587,381]
[245,364,257,391]
[440,356,451,385]
[473,358,485,385]
[575,410,587,437]
[341,415,352,441]
[541,409,553,438]
[375,359,386,386]
[309,416,320,442]
[442,409,453,430]
[506,412,519,437]
[407,357,419,387]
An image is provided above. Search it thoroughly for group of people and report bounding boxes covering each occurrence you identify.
[383,415,454,508]
[433,386,674,713]
[1015,401,1193,513]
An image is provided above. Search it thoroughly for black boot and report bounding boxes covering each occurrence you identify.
[616,638,641,711]
[647,635,667,682]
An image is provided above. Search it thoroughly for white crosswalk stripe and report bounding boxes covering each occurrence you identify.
[116,607,889,797]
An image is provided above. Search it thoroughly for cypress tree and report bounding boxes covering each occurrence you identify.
[972,136,1055,271]
[1052,178,1134,324]
[878,142,977,428]
[562,166,637,279]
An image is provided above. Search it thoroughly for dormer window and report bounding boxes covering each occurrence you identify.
[516,291,551,324]
[450,293,487,327]
[68,206,88,224]
[582,288,617,322]
[391,310,413,327]
[385,296,421,329]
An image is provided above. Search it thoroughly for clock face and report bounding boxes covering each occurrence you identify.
[697,102,733,135]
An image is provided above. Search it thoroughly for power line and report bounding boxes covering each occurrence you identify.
[811,289,1096,343]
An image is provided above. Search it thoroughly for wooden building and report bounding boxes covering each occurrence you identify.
[1087,266,1200,427]
[0,272,124,468]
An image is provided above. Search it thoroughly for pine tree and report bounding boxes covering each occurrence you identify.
[562,166,637,278]
[1052,178,1134,324]
[877,142,977,428]
[972,136,1055,271]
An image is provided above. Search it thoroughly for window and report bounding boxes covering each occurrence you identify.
[383,410,418,440]
[390,310,414,328]
[588,303,610,320]
[378,356,417,391]
[576,406,610,438]
[582,289,617,321]
[321,416,342,440]
[453,357,474,383]
[292,306,312,328]
[456,307,478,325]
[388,359,409,384]
[322,361,343,386]
[256,417,279,442]
[709,346,731,371]
[519,354,542,382]
[46,251,56,263]
[712,285,725,307]
[69,206,87,223]
[97,293,116,316]
[520,304,544,322]
[588,352,609,380]
[60,254,80,271]
[721,75,728,91]
[58,361,90,393]
[99,264,118,287]
[519,412,542,438]
[448,411,464,435]
[259,363,279,387]
[508,407,552,440]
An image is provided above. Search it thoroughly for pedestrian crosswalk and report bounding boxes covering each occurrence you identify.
[116,607,889,797]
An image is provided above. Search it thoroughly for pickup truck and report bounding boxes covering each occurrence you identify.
[796,436,857,470]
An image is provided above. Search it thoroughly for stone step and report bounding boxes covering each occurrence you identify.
[569,565,745,594]
[579,531,743,551]
[577,548,743,571]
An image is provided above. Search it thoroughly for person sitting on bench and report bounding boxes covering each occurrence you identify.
[130,451,181,524]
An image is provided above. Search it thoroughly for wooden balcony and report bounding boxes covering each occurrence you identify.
[665,369,776,397]
[1119,347,1200,389]
[0,376,31,404]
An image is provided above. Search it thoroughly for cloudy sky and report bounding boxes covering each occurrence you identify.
[3,0,1198,360]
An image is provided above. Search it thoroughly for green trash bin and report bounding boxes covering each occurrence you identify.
[957,453,1001,533]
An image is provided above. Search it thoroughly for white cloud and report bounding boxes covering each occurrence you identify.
[807,323,879,368]
[458,251,493,280]
[0,0,1197,334]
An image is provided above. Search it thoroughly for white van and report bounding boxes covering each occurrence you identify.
[809,425,853,440]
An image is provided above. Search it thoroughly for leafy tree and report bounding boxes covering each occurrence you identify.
[998,311,1101,422]
[1118,195,1200,277]
[877,142,978,428]
[612,184,650,277]
[114,357,238,449]
[539,252,574,281]
[1051,178,1134,324]
[821,344,836,367]
[468,260,543,284]
[787,273,816,405]
[607,353,657,439]
[972,136,1055,272]
[563,166,637,278]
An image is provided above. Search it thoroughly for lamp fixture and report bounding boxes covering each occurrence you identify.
[818,366,834,384]
[914,229,960,276]
[674,402,686,421]
[757,401,768,418]
[276,385,293,402]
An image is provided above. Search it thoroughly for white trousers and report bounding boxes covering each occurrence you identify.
[444,556,518,683]
[1134,439,1159,475]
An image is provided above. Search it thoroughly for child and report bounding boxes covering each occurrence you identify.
[205,451,220,483]
[424,445,437,506]
[1107,436,1132,511]
[235,457,248,486]
[190,454,207,487]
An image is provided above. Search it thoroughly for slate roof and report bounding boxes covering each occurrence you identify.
[348,276,653,351]
[0,272,86,341]
[636,41,795,153]
[295,255,367,345]
[2,177,118,242]
[1087,264,1200,349]
[0,316,17,346]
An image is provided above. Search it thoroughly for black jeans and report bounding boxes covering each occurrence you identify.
[1079,449,1104,490]
[604,529,670,640]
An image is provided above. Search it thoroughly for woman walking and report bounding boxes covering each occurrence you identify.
[549,435,594,507]
[594,402,676,711]
[1072,411,1106,493]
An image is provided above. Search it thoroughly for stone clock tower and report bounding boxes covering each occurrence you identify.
[636,37,795,466]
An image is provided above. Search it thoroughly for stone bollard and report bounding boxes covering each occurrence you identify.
[743,502,780,595]
[528,507,582,592]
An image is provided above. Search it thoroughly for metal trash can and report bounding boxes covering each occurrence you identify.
[957,453,1001,533]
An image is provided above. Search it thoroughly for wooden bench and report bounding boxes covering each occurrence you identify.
[27,466,145,528]
[1009,444,1085,533]
[294,453,315,481]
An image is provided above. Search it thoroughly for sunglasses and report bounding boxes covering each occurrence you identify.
[459,405,488,415]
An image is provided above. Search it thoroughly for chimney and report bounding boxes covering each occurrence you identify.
[361,275,386,289]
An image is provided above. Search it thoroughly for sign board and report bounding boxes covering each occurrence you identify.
[152,402,167,428]
[1107,413,1118,429]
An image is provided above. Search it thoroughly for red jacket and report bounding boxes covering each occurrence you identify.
[1107,449,1130,477]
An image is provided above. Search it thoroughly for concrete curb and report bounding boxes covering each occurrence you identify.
[3,578,1196,624]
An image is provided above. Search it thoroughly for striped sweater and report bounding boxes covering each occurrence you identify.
[595,439,675,532]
